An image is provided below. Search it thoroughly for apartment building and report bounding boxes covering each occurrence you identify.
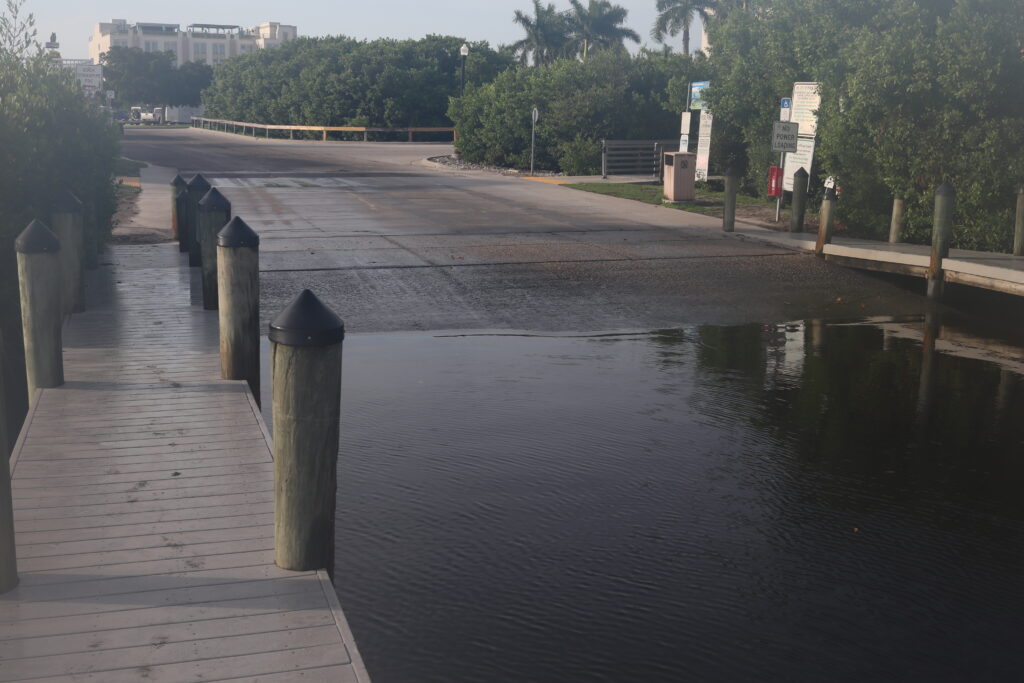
[88,20,298,66]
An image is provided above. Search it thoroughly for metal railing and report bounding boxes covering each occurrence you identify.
[192,117,455,142]
[601,139,680,179]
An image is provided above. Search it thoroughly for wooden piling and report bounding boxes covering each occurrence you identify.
[815,187,836,257]
[50,190,85,314]
[197,188,231,310]
[171,174,188,245]
[218,217,261,402]
[269,290,345,574]
[722,167,738,233]
[16,220,64,402]
[185,174,211,268]
[789,168,808,233]
[1013,186,1024,257]
[0,329,15,595]
[888,197,905,244]
[927,183,955,301]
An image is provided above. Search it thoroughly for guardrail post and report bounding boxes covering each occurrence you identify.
[218,217,260,403]
[927,182,955,300]
[270,289,345,574]
[815,187,837,257]
[722,167,738,232]
[51,190,85,315]
[888,197,905,244]
[0,330,16,595]
[16,220,64,402]
[601,140,607,179]
[1013,186,1024,257]
[322,130,327,142]
[198,188,231,310]
[170,174,188,247]
[185,174,211,268]
[789,168,808,233]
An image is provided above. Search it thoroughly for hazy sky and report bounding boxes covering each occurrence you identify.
[25,0,702,60]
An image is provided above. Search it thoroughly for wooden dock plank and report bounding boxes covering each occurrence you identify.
[3,244,369,681]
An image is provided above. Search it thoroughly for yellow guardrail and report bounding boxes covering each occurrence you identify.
[191,117,456,142]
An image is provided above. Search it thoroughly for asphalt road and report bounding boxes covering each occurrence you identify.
[123,127,930,333]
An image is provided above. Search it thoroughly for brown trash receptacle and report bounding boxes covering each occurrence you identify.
[663,152,696,202]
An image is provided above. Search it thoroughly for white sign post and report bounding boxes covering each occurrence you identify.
[530,106,539,175]
[695,110,712,181]
[782,137,816,192]
[782,82,820,194]
[679,111,691,153]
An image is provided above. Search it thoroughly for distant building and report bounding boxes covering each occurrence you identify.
[88,20,298,66]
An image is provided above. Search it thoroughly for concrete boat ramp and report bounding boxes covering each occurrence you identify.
[1,245,369,682]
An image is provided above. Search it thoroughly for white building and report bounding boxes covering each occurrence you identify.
[88,20,298,66]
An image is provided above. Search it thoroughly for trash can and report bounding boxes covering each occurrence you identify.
[663,152,696,202]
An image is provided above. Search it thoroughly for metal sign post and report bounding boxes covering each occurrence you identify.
[530,107,539,175]
[775,98,793,222]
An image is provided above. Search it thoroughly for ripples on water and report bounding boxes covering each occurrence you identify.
[289,320,1024,682]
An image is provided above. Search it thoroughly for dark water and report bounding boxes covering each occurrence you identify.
[275,319,1024,682]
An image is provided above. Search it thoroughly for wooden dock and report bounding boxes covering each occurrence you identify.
[1,244,370,682]
[736,230,1024,296]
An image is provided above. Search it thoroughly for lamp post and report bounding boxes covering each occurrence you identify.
[459,43,469,96]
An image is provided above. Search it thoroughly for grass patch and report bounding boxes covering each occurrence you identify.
[115,157,148,177]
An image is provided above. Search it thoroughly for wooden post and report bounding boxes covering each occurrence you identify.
[290,129,294,140]
[322,130,327,142]
[185,174,211,268]
[170,174,188,244]
[407,130,413,143]
[197,188,231,311]
[16,220,64,402]
[722,167,738,233]
[50,190,85,315]
[815,187,837,257]
[1013,186,1024,257]
[927,183,955,301]
[789,167,808,233]
[0,330,16,595]
[218,217,260,403]
[270,290,345,573]
[888,197,905,244]
[175,188,189,254]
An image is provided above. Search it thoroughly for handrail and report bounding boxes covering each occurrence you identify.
[191,117,456,142]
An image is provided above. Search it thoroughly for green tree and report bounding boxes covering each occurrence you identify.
[567,0,640,60]
[511,0,572,66]
[100,46,176,105]
[203,35,512,129]
[651,0,710,55]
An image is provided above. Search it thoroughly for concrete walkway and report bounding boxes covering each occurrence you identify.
[1,245,370,682]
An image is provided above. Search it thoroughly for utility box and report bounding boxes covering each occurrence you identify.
[663,152,696,202]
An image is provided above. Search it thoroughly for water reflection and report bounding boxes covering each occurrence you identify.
[326,320,1024,683]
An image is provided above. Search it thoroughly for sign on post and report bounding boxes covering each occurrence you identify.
[782,137,815,192]
[789,82,820,138]
[779,97,792,122]
[689,81,709,110]
[695,110,712,181]
[771,121,799,153]
[679,111,691,152]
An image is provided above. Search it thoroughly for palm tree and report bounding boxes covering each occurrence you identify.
[651,0,711,55]
[511,0,572,67]
[568,0,641,60]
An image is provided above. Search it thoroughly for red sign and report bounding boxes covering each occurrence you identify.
[768,165,782,197]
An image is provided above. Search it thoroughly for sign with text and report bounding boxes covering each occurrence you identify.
[679,111,691,152]
[695,110,713,181]
[771,121,799,153]
[690,81,709,110]
[789,82,820,138]
[782,137,815,192]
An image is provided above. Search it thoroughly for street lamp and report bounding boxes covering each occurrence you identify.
[459,43,469,96]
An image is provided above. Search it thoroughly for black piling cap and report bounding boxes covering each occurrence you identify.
[186,173,211,192]
[171,174,188,188]
[724,166,739,178]
[269,289,345,347]
[936,181,955,196]
[198,187,231,211]
[53,189,83,214]
[794,167,809,179]
[824,187,837,201]
[15,219,60,254]
[218,216,260,248]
